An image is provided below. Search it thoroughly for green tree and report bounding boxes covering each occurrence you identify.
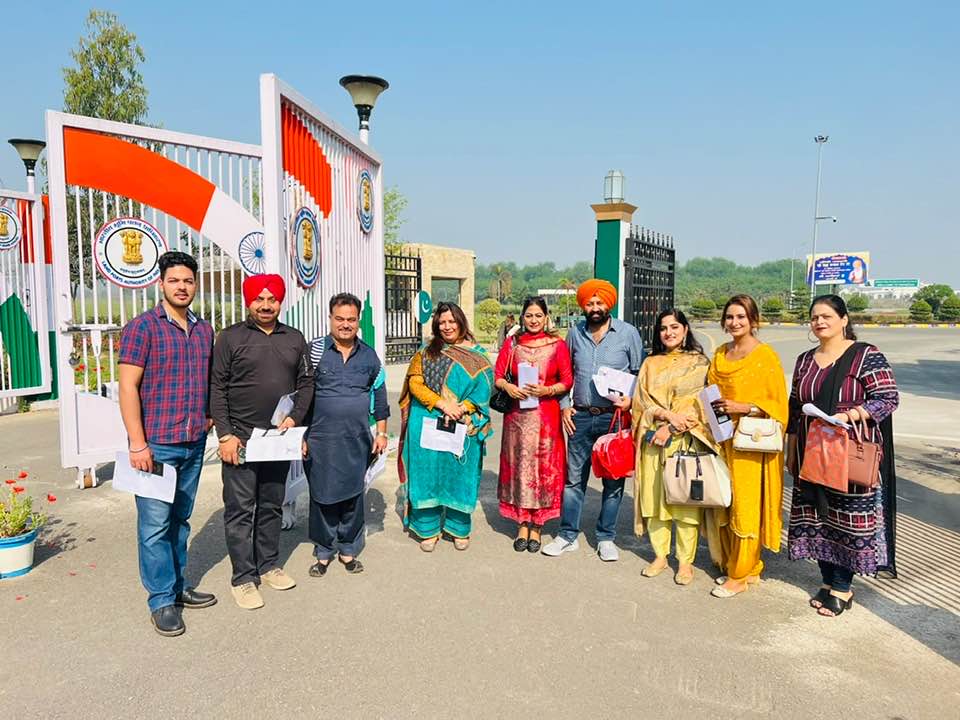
[383,186,408,254]
[476,298,502,334]
[937,294,960,322]
[914,284,955,315]
[846,293,869,313]
[909,299,933,322]
[690,297,715,320]
[762,296,784,320]
[61,10,150,299]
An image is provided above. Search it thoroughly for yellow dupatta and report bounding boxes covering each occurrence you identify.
[706,342,788,551]
[630,351,715,534]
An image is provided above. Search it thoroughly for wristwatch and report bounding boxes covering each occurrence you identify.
[376,432,389,438]
[749,405,760,416]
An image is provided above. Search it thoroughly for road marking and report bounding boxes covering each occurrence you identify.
[894,432,960,444]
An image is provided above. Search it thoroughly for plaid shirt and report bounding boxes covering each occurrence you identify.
[119,303,214,444]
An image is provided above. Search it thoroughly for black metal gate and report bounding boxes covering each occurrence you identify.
[384,252,422,363]
[622,226,676,351]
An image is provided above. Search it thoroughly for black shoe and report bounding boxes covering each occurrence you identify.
[175,588,217,609]
[513,537,529,552]
[339,556,364,574]
[309,561,330,577]
[151,605,185,637]
[819,592,855,617]
[527,539,541,553]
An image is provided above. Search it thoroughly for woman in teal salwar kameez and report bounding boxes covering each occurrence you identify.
[398,303,494,551]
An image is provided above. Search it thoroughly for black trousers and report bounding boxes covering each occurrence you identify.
[222,460,289,586]
[308,493,365,561]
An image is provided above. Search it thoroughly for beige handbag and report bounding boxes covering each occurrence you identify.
[732,416,783,453]
[663,438,733,508]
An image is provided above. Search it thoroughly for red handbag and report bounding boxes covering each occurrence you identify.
[799,418,850,493]
[591,410,636,479]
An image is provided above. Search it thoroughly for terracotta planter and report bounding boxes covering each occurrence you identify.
[0,527,38,579]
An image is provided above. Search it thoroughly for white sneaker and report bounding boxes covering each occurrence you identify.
[541,536,580,556]
[597,540,620,562]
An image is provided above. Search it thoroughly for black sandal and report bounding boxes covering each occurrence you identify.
[338,556,364,574]
[309,561,330,577]
[513,537,529,552]
[809,587,832,609]
[818,592,854,617]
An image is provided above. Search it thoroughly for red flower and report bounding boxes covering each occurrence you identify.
[4,479,14,484]
[18,471,28,479]
[76,364,86,371]
[47,494,57,503]
[13,485,25,493]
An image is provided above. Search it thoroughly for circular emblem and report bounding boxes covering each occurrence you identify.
[238,231,267,275]
[94,217,168,289]
[0,207,22,251]
[417,290,433,324]
[357,169,374,233]
[291,207,320,288]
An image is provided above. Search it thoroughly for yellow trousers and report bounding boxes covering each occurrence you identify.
[718,524,764,580]
[648,517,699,565]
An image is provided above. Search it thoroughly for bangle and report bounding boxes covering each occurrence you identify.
[377,432,388,438]
[218,434,234,443]
[129,445,148,453]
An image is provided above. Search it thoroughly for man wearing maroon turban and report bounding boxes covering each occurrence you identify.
[541,278,644,562]
[210,274,314,610]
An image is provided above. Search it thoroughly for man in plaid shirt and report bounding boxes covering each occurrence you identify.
[118,251,216,637]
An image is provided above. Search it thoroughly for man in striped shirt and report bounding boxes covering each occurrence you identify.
[542,279,644,562]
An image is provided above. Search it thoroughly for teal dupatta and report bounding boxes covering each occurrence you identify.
[398,343,494,516]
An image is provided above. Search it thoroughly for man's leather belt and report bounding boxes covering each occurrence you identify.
[574,405,616,415]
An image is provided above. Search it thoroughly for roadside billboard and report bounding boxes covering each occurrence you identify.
[806,251,870,286]
[872,278,919,288]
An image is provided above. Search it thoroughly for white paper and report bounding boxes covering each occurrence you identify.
[420,417,467,457]
[699,384,735,442]
[517,362,540,409]
[802,403,851,429]
[245,426,307,462]
[270,393,296,427]
[595,366,637,402]
[112,452,177,503]
[283,459,308,505]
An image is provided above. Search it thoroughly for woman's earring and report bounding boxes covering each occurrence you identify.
[807,330,817,343]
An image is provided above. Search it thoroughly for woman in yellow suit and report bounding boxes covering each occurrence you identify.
[707,295,788,598]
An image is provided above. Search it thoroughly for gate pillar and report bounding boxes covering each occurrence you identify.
[591,200,637,319]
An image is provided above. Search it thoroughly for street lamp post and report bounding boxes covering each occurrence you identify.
[789,242,806,311]
[8,138,46,193]
[338,75,389,145]
[809,134,829,292]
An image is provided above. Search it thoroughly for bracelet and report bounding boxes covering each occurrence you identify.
[218,434,234,443]
[129,445,148,453]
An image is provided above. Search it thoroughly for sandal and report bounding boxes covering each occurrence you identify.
[308,560,330,577]
[419,536,440,553]
[809,587,832,609]
[642,558,669,578]
[453,537,470,551]
[338,556,364,574]
[674,566,695,586]
[818,592,854,617]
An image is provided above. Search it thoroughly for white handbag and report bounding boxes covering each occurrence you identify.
[732,417,783,453]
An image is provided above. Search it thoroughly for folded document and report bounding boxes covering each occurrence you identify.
[245,426,307,462]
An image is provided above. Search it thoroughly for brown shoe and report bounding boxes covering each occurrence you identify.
[231,582,264,610]
[260,567,296,591]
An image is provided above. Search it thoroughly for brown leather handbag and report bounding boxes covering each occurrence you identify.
[847,417,881,488]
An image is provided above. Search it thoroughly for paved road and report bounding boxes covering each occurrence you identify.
[3,327,958,718]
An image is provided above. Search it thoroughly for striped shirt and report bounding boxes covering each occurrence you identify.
[561,317,644,409]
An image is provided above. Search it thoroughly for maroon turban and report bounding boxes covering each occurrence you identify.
[242,274,286,306]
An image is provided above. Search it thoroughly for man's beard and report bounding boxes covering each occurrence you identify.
[585,309,609,326]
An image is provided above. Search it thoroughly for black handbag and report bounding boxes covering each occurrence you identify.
[490,339,516,414]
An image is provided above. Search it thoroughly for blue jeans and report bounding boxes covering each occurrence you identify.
[559,410,625,543]
[819,561,855,592]
[135,440,206,611]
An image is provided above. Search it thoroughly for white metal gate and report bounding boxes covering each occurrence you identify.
[44,75,386,485]
[45,112,263,484]
[0,189,51,400]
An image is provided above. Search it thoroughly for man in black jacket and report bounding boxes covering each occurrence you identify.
[210,274,313,610]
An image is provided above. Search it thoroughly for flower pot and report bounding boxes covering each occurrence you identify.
[0,527,38,579]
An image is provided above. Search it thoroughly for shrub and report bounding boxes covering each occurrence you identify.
[762,296,784,320]
[938,295,960,322]
[909,299,933,322]
[846,293,869,313]
[690,298,715,320]
[476,298,503,335]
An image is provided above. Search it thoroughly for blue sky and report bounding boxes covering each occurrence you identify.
[3,1,958,284]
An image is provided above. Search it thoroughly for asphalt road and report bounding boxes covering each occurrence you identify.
[3,326,958,719]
